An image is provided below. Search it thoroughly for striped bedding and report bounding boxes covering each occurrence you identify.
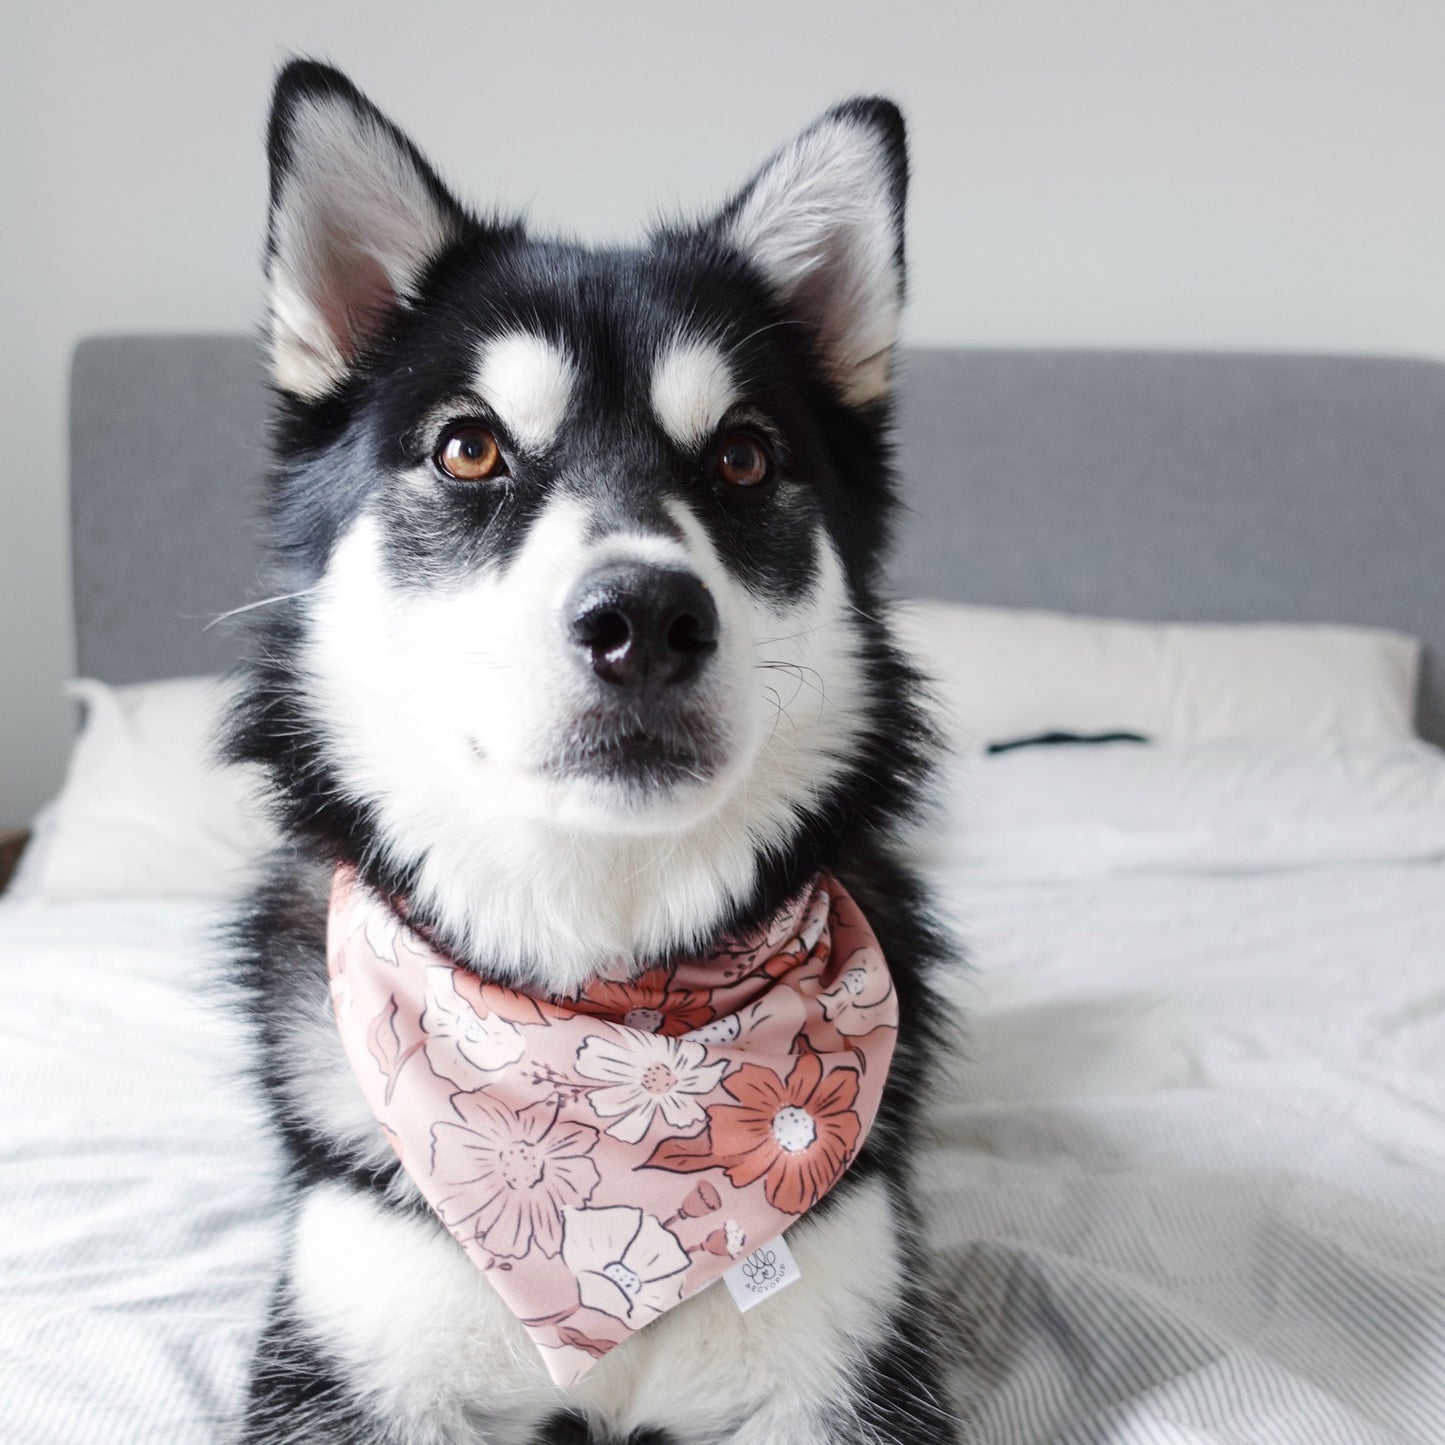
[3,741,1445,1442]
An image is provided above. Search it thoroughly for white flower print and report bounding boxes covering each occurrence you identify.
[575,1031,727,1144]
[536,1341,601,1390]
[431,1097,600,1259]
[685,1013,740,1047]
[421,967,526,1089]
[561,1205,690,1327]
[683,985,806,1054]
[706,884,825,982]
[355,904,406,966]
[329,973,356,1020]
[816,944,896,1037]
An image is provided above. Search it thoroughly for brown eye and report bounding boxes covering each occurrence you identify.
[436,424,506,482]
[714,432,772,489]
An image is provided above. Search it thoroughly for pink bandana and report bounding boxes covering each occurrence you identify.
[326,864,898,1386]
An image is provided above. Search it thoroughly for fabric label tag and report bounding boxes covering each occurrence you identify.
[722,1234,801,1313]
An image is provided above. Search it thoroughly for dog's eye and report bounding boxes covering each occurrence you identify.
[714,432,772,490]
[435,424,506,482]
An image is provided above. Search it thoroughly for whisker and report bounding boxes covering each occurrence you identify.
[758,659,827,704]
[752,619,836,648]
[762,684,787,743]
[200,587,317,630]
[726,317,811,357]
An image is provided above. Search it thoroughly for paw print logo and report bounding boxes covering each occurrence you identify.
[740,1247,785,1292]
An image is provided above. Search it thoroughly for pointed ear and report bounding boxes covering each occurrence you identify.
[264,60,468,400]
[711,99,908,407]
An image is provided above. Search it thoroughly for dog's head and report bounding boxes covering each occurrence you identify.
[232,61,930,988]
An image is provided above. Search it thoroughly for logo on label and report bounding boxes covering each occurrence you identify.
[721,1233,801,1313]
[739,1247,787,1293]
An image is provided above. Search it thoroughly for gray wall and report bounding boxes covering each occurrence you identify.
[4,0,1445,824]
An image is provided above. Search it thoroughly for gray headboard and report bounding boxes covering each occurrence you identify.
[71,336,1445,742]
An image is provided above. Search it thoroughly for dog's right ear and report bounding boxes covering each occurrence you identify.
[265,60,468,400]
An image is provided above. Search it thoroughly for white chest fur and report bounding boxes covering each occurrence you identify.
[290,1175,902,1443]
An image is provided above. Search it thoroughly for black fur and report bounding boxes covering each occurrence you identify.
[241,1281,378,1444]
[230,62,922,969]
[230,57,959,1444]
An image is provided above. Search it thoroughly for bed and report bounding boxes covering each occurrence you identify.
[3,338,1444,1443]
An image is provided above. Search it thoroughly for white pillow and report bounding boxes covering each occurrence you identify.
[929,737,1445,878]
[22,676,279,902]
[893,602,1421,749]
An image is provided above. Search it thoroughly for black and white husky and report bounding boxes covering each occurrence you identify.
[229,58,958,1445]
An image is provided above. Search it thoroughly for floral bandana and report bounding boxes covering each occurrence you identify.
[327,864,898,1386]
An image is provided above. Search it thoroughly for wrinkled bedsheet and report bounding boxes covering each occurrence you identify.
[923,859,1445,1444]
[0,901,279,1443]
[4,758,1445,1442]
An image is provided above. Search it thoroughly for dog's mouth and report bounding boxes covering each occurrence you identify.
[543,710,725,792]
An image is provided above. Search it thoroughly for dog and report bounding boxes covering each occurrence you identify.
[228,58,959,1445]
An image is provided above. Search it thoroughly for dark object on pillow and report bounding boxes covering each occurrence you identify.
[986,730,1149,755]
[0,831,30,896]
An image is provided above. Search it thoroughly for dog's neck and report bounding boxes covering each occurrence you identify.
[377,802,814,997]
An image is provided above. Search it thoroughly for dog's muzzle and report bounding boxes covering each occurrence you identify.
[566,564,718,691]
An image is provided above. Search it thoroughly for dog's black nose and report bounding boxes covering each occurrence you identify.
[566,564,719,688]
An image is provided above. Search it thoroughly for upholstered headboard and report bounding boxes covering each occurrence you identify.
[70,337,1445,742]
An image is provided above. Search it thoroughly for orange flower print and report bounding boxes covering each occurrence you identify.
[569,969,716,1036]
[650,1052,862,1216]
[759,886,833,980]
[706,885,829,984]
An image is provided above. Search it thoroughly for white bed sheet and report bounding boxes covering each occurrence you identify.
[3,749,1445,1443]
[923,859,1445,1444]
[0,900,280,1444]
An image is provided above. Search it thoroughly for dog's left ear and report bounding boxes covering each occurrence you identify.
[709,99,908,407]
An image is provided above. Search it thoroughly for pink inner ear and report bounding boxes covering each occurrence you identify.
[316,242,400,363]
[787,235,870,375]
